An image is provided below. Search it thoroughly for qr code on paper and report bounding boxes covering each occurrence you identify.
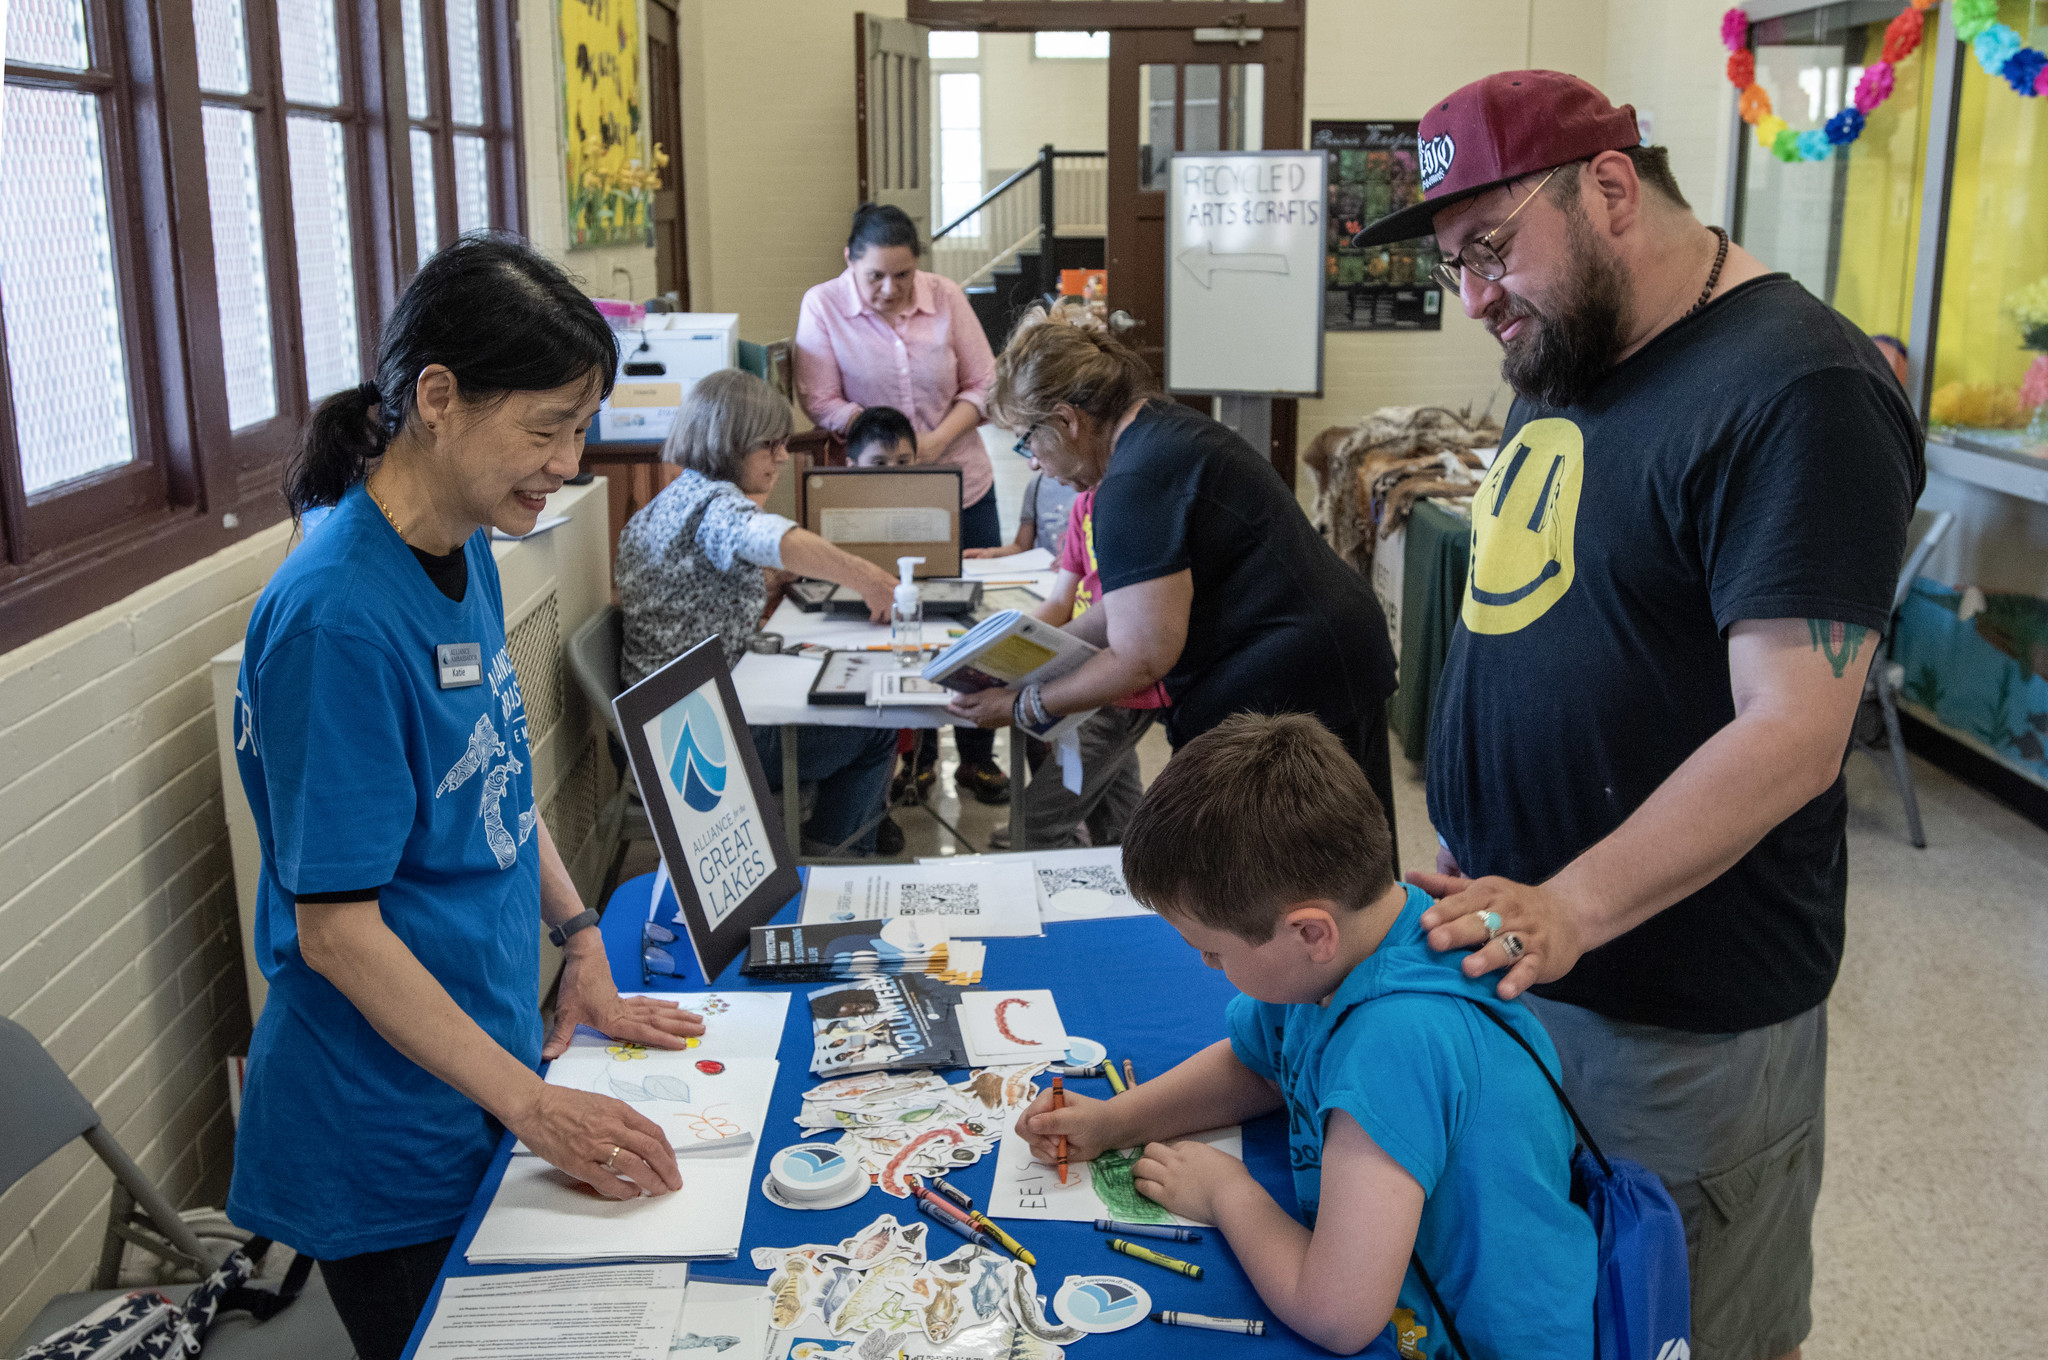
[1039,866,1129,898]
[898,883,982,916]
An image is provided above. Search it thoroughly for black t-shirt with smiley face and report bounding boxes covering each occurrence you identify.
[1426,274,1923,1034]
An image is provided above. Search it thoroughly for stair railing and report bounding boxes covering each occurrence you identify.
[928,144,1106,296]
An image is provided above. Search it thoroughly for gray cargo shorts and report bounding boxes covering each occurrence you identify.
[1524,995,1826,1360]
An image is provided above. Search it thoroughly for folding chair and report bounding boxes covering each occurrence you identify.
[567,605,661,910]
[1,1018,349,1357]
[1852,507,1955,848]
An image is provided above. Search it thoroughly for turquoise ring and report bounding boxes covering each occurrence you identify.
[1477,910,1503,939]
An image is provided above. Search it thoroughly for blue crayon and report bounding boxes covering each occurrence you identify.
[918,1199,1004,1253]
[1094,1218,1202,1242]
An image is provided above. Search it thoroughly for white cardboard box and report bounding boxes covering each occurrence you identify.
[596,312,739,441]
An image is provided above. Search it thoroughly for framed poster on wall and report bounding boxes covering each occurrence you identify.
[560,0,658,248]
[1312,121,1444,332]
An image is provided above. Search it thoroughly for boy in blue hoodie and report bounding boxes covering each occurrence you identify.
[1019,713,1595,1357]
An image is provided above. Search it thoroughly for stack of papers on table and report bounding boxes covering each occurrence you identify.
[921,846,1151,922]
[414,1266,775,1360]
[742,916,984,985]
[799,861,1043,937]
[467,1058,778,1264]
[957,988,1069,1068]
[562,991,791,1062]
[517,1053,778,1156]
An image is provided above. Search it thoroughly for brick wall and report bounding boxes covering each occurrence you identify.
[0,526,291,1344]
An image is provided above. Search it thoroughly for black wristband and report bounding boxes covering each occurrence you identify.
[547,907,601,947]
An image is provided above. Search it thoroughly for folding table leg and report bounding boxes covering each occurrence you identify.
[1008,726,1026,851]
[782,724,803,860]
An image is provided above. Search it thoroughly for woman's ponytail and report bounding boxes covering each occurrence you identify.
[284,381,391,518]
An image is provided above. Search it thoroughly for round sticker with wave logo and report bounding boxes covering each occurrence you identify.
[1052,1274,1152,1334]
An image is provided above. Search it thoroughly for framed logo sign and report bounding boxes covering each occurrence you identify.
[613,637,800,980]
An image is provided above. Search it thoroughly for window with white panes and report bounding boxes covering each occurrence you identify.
[0,0,525,653]
[937,72,984,235]
[404,0,517,258]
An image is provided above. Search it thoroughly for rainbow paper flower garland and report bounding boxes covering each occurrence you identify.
[1725,1,2048,164]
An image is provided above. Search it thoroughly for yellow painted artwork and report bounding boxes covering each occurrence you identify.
[559,0,666,248]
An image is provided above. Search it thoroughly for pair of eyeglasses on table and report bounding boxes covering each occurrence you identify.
[642,921,687,986]
[1429,165,1558,294]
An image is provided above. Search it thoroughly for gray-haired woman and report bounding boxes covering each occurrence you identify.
[617,368,903,854]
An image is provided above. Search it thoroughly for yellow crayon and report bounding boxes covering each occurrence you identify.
[1103,1062,1127,1096]
[1108,1238,1203,1279]
[970,1212,1036,1265]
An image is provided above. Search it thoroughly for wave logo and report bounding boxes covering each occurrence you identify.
[1054,1275,1151,1333]
[660,689,728,813]
[778,1147,846,1184]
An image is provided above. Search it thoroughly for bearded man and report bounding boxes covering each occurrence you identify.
[1353,72,1923,1360]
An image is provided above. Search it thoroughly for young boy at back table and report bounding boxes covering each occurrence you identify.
[1020,713,1595,1358]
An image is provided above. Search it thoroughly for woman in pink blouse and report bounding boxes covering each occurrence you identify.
[795,203,1009,802]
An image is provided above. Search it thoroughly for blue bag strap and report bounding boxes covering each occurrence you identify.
[1459,997,1611,1176]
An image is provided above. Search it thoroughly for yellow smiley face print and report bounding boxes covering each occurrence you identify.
[1462,417,1585,635]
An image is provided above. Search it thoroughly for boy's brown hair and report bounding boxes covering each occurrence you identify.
[1122,713,1395,941]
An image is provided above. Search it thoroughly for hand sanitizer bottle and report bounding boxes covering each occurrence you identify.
[892,556,926,663]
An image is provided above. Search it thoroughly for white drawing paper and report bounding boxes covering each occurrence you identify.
[957,990,1068,1067]
[523,1052,777,1155]
[920,847,1150,922]
[566,991,792,1061]
[673,1280,774,1358]
[800,863,1043,938]
[471,1060,776,1263]
[415,1278,684,1359]
[450,1264,693,1296]
[985,1104,1243,1227]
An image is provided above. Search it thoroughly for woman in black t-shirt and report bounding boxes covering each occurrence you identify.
[946,308,1400,847]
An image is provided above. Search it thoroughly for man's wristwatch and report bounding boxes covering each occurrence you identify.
[547,907,601,947]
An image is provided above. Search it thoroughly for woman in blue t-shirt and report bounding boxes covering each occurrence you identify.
[230,237,705,1360]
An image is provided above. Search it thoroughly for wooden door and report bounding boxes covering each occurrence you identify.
[646,0,689,304]
[1106,28,1302,477]
[855,14,931,239]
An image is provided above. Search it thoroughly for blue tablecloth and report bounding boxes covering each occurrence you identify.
[402,871,1309,1357]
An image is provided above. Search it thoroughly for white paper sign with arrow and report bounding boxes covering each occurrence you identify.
[1165,150,1328,396]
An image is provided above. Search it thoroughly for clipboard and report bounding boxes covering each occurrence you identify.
[799,467,962,577]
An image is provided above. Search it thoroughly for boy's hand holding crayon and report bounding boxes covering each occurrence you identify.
[1018,1086,1129,1167]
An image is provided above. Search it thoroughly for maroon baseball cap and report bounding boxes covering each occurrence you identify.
[1351,70,1641,247]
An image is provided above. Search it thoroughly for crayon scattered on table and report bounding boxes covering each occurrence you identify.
[969,1212,1036,1266]
[1123,1058,1138,1087]
[1107,1238,1203,1279]
[932,1175,974,1210]
[910,1181,978,1231]
[917,1199,1004,1253]
[1095,1219,1202,1242]
[1152,1312,1264,1335]
[1053,1075,1069,1185]
[1103,1062,1127,1096]
[1050,1062,1104,1077]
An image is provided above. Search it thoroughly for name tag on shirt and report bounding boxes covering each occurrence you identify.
[437,642,483,689]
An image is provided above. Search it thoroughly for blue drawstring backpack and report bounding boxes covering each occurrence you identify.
[1412,1000,1692,1360]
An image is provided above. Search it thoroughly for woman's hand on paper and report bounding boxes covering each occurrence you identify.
[945,685,1017,729]
[1132,1138,1251,1225]
[512,1083,682,1200]
[543,946,705,1059]
[1019,1087,1126,1167]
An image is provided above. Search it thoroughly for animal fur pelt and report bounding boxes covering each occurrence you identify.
[1306,406,1500,572]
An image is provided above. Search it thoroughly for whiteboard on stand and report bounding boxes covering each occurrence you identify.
[1165,150,1328,397]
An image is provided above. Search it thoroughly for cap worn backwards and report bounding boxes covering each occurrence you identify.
[1351,70,1641,248]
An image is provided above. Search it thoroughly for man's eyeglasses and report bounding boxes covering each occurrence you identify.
[643,921,687,985]
[1011,425,1038,459]
[1431,166,1560,294]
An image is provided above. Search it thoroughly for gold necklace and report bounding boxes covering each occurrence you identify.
[365,476,404,539]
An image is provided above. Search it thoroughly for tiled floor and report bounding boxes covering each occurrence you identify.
[657,428,2048,1357]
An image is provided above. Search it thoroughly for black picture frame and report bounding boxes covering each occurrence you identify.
[613,636,802,981]
[1312,120,1446,332]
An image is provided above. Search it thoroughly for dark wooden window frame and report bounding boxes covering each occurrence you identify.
[0,0,524,656]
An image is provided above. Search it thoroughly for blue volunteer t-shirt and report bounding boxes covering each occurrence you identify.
[227,484,544,1260]
[1227,885,1595,1360]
